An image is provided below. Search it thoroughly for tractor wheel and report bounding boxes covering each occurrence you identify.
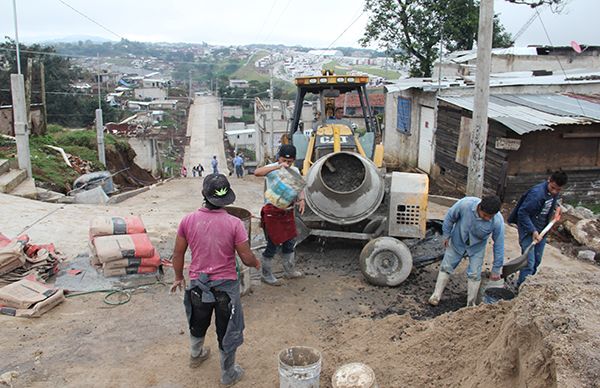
[359,237,413,287]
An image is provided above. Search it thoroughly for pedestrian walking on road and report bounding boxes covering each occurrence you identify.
[254,144,305,286]
[211,156,219,174]
[170,174,260,386]
[192,166,198,177]
[197,163,204,177]
[181,165,188,178]
[429,195,505,307]
[233,154,244,178]
[509,170,567,287]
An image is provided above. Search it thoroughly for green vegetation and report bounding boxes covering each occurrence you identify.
[566,201,600,215]
[352,66,401,79]
[232,51,271,82]
[0,126,131,192]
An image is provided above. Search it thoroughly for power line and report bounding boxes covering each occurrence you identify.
[535,8,586,116]
[255,0,278,43]
[326,9,365,49]
[56,0,124,41]
[262,0,294,43]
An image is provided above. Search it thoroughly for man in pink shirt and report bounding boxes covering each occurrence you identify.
[170,174,260,386]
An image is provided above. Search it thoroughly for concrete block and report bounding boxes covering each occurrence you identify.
[0,159,9,175]
[0,169,27,193]
[10,178,38,200]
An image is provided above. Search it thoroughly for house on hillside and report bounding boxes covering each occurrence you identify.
[436,46,600,79]
[435,93,600,202]
[383,70,600,202]
[229,80,249,89]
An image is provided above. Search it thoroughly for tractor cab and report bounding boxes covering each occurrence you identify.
[286,71,384,175]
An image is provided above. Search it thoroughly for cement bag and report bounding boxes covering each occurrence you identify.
[103,265,158,277]
[0,289,65,318]
[92,233,155,263]
[0,277,60,309]
[0,240,27,276]
[264,167,306,209]
[102,253,161,270]
[89,216,146,238]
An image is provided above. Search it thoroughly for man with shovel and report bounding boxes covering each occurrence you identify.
[509,170,567,287]
[429,195,505,307]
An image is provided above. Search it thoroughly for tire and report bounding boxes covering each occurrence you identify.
[359,237,413,287]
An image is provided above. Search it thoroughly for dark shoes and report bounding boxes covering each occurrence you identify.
[189,347,211,368]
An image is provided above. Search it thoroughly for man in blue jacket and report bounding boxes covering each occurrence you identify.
[429,195,505,307]
[508,171,567,287]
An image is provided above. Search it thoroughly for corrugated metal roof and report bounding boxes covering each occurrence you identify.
[439,94,600,135]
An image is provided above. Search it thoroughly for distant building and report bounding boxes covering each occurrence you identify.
[229,79,249,88]
[223,105,243,119]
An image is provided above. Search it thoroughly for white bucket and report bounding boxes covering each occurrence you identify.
[332,363,378,388]
[278,346,321,388]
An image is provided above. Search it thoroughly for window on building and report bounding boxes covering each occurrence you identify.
[237,135,240,139]
[396,97,411,134]
[248,134,253,138]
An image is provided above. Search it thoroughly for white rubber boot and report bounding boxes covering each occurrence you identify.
[466,279,481,307]
[189,335,210,368]
[261,255,281,286]
[428,271,450,306]
[282,252,303,279]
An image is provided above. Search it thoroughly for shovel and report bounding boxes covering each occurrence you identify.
[501,219,556,279]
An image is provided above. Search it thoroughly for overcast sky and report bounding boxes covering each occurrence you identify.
[0,0,596,49]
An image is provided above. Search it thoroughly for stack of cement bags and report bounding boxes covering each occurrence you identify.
[0,234,63,286]
[89,216,160,277]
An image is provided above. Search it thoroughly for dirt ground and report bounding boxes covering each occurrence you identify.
[1,176,599,387]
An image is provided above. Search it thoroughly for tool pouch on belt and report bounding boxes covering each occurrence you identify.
[260,204,297,245]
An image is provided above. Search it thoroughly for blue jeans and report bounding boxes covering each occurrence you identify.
[440,243,485,281]
[517,233,547,286]
[262,234,295,258]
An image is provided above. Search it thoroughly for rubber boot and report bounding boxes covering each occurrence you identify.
[282,252,303,279]
[261,255,280,286]
[189,335,210,368]
[220,350,244,386]
[428,271,450,306]
[466,279,481,307]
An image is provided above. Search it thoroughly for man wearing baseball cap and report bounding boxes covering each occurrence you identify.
[170,174,260,386]
[254,144,305,286]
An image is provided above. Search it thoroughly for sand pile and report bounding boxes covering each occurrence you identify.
[322,269,600,388]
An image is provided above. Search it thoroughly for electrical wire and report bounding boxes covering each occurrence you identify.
[535,8,587,116]
[56,0,125,41]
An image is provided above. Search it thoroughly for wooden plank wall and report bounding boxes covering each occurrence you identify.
[505,168,600,203]
[434,104,510,197]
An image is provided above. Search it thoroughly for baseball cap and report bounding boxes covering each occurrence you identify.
[202,174,235,207]
[278,144,296,159]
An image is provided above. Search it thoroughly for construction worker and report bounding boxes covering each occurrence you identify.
[509,170,567,287]
[429,195,505,307]
[254,144,305,286]
[170,174,260,386]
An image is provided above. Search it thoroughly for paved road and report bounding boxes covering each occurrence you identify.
[183,95,229,176]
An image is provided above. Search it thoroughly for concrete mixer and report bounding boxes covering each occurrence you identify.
[286,72,445,287]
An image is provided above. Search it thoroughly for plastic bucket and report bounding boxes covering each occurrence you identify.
[483,287,515,304]
[332,363,378,388]
[265,167,306,209]
[278,346,321,388]
[225,206,252,296]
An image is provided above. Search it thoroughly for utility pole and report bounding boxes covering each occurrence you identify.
[269,67,274,158]
[466,0,494,197]
[11,0,31,177]
[96,53,106,166]
[25,57,32,129]
[11,74,32,177]
[40,63,47,134]
[188,69,192,101]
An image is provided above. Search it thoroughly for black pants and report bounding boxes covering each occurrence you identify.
[187,287,231,351]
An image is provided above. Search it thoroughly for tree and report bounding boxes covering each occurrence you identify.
[0,39,120,127]
[360,0,513,77]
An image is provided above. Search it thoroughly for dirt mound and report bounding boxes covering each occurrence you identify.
[321,269,600,388]
[106,147,156,190]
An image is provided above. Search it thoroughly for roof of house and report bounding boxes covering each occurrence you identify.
[438,93,600,135]
[334,93,385,108]
[226,129,255,135]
